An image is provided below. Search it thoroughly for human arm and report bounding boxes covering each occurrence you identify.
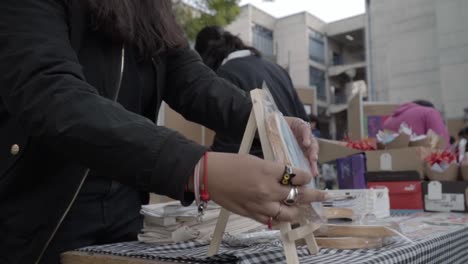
[163,48,252,140]
[0,0,205,201]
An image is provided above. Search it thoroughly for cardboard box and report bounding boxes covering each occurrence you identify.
[377,133,410,150]
[422,181,468,213]
[318,139,431,178]
[336,154,367,189]
[365,148,430,177]
[318,139,362,164]
[425,163,459,181]
[367,171,423,210]
[462,165,468,181]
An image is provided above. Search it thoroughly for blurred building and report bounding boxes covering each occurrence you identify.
[161,0,467,145]
[367,0,468,122]
[226,5,367,139]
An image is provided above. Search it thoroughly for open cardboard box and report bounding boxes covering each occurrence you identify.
[409,137,432,148]
[424,163,459,181]
[461,165,468,181]
[409,129,445,149]
[377,133,410,150]
[318,139,431,178]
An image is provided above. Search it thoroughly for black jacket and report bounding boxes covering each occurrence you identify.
[0,0,251,263]
[212,55,308,155]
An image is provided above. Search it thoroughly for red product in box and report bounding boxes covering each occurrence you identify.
[367,181,422,210]
[366,171,422,210]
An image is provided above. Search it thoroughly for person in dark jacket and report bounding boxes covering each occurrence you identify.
[195,26,309,156]
[0,1,324,263]
[308,113,321,138]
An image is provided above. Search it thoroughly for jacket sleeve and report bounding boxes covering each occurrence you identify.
[216,67,247,93]
[0,0,205,201]
[164,49,252,139]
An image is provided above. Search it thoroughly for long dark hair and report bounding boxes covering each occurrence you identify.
[413,99,434,108]
[87,0,188,57]
[195,26,261,70]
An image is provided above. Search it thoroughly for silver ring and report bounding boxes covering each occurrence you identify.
[283,187,299,206]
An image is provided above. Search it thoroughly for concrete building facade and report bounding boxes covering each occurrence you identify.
[162,1,467,145]
[367,0,468,120]
[226,5,367,139]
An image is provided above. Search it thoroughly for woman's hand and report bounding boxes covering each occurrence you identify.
[204,152,327,224]
[284,117,319,176]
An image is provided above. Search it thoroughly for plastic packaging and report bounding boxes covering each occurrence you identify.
[260,84,323,223]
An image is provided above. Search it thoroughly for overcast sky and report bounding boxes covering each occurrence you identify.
[239,0,365,22]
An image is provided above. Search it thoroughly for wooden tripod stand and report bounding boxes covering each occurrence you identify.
[207,89,320,264]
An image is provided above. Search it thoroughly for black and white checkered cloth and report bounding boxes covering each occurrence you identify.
[78,216,468,264]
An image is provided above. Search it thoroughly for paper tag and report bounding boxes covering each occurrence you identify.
[380,153,392,170]
[428,181,442,200]
[424,193,465,212]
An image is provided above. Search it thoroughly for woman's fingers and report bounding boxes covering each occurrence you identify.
[296,187,328,204]
[272,185,328,204]
[263,160,312,186]
[300,121,312,147]
[252,202,301,223]
[275,165,313,186]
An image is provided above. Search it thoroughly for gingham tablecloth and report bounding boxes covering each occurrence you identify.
[77,213,468,264]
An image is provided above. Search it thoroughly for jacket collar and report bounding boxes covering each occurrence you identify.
[221,49,252,66]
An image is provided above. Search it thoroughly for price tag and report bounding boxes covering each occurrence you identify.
[428,181,442,200]
[380,153,392,170]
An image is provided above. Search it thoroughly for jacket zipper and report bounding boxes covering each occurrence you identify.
[35,46,125,263]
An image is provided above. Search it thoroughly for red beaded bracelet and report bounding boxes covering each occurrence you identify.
[200,152,210,202]
[194,152,210,221]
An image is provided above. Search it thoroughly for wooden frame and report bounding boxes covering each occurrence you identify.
[208,89,320,264]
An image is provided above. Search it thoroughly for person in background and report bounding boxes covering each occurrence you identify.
[309,113,321,138]
[459,127,468,140]
[194,26,309,156]
[0,1,324,263]
[383,100,450,147]
[450,136,456,145]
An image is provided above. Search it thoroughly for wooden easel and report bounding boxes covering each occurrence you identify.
[208,89,320,264]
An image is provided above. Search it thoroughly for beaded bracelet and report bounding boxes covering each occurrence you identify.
[194,152,210,222]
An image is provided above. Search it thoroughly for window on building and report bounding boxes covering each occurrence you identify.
[309,66,326,101]
[252,24,274,57]
[309,29,325,64]
[332,52,343,65]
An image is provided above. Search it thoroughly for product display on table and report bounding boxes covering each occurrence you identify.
[208,88,322,264]
[323,189,390,219]
[138,202,264,244]
[424,151,459,181]
[64,212,468,264]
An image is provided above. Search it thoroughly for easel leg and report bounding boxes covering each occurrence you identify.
[280,223,300,264]
[208,111,257,256]
[208,208,230,256]
[300,218,319,254]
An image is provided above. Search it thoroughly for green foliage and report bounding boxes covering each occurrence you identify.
[174,0,240,41]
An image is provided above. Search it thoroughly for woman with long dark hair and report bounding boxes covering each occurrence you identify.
[0,1,323,263]
[195,26,309,156]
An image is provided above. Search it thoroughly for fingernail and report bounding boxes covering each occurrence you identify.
[323,193,333,201]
